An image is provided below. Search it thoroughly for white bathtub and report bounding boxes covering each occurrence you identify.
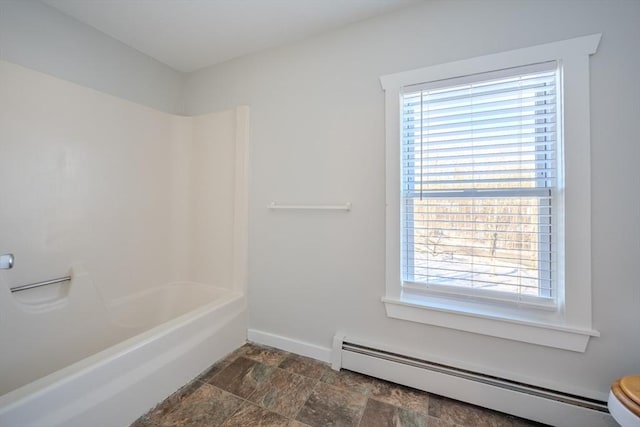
[0,270,247,427]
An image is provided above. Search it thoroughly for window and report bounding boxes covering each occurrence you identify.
[401,63,558,308]
[380,35,601,352]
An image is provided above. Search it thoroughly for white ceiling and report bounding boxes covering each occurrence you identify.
[43,0,421,73]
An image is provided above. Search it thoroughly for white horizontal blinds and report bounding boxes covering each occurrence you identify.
[401,62,558,300]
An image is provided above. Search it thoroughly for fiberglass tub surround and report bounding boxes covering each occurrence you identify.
[0,60,249,427]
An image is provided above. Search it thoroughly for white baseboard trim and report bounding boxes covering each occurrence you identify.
[247,329,332,363]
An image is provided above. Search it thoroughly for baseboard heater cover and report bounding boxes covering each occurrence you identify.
[334,336,613,427]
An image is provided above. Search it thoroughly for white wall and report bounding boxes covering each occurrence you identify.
[185,0,640,399]
[0,1,185,114]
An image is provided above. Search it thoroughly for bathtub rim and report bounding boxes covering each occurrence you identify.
[105,280,232,328]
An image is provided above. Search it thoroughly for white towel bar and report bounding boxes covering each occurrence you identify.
[267,202,351,211]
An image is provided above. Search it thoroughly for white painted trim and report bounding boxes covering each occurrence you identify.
[380,34,601,90]
[247,329,332,363]
[383,297,598,352]
[379,34,601,350]
[331,332,346,371]
[384,73,402,301]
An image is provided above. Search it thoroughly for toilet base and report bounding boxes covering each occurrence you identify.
[609,391,640,427]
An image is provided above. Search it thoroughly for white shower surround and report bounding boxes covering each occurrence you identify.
[0,60,249,425]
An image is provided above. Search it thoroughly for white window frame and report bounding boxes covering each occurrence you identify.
[400,62,560,308]
[380,34,601,352]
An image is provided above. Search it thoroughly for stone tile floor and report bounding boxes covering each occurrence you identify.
[131,342,548,427]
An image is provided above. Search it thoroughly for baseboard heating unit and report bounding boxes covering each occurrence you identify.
[332,335,614,427]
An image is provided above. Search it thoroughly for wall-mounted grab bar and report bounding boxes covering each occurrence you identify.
[10,276,72,293]
[267,202,352,211]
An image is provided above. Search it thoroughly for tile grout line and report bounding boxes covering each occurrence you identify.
[144,348,254,426]
[355,397,370,427]
[289,373,323,425]
[197,348,319,426]
[268,367,320,422]
[252,353,325,425]
[354,377,374,427]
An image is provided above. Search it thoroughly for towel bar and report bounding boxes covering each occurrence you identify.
[267,202,351,211]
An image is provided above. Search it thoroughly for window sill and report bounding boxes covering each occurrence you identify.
[382,294,599,352]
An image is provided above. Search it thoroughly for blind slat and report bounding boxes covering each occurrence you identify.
[403,121,556,141]
[403,94,557,120]
[404,130,556,147]
[404,158,557,171]
[402,105,556,126]
[404,140,555,157]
